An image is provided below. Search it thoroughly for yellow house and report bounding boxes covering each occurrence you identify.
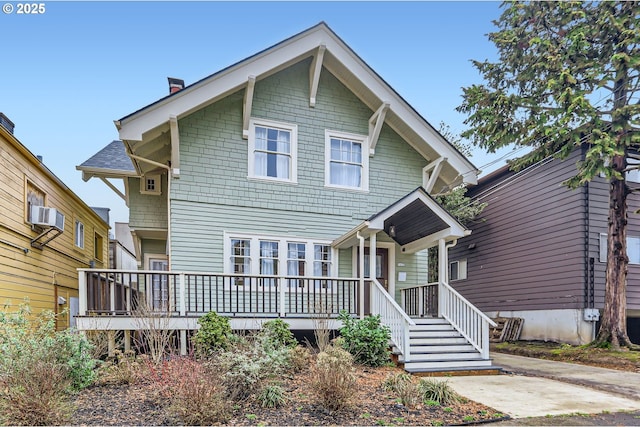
[0,113,109,329]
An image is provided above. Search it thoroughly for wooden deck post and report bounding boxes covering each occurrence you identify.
[78,270,87,316]
[438,238,446,317]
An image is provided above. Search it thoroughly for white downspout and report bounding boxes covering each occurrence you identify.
[357,231,366,319]
[443,239,458,282]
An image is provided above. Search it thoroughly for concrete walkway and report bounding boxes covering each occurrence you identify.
[444,353,640,419]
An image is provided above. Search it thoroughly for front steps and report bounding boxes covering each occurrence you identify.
[393,317,499,375]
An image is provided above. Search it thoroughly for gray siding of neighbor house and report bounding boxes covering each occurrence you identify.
[587,175,609,310]
[449,149,587,312]
[167,59,430,285]
[590,175,640,313]
[628,191,640,312]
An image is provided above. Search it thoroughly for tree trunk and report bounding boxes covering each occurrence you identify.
[593,154,634,349]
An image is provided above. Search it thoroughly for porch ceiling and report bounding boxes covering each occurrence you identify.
[332,187,468,253]
[382,199,449,246]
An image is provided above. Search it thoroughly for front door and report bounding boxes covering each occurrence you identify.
[357,247,389,315]
[364,247,389,290]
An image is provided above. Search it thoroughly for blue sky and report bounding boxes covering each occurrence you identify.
[1,1,515,228]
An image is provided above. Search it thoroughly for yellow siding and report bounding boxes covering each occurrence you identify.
[0,126,109,329]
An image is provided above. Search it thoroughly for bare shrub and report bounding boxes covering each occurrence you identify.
[0,358,72,426]
[131,301,175,364]
[84,330,118,360]
[311,345,356,412]
[312,302,333,352]
[162,357,230,425]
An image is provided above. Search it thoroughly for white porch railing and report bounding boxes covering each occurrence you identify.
[78,269,360,318]
[440,281,496,359]
[400,281,496,360]
[369,279,415,361]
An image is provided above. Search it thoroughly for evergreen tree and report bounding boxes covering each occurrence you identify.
[458,1,640,349]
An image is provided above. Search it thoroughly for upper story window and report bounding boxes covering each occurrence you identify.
[248,119,298,183]
[627,158,640,183]
[325,130,369,191]
[600,233,640,265]
[75,220,85,249]
[140,174,161,195]
[26,180,45,223]
[94,232,104,262]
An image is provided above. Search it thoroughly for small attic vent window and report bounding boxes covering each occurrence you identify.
[141,174,161,195]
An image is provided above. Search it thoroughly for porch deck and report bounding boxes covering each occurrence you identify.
[76,269,495,372]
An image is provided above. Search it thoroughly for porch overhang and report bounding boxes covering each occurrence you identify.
[332,187,469,253]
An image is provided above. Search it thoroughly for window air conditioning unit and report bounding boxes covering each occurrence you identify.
[31,206,65,231]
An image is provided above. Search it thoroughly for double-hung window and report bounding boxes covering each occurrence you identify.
[287,243,306,288]
[231,239,251,286]
[248,119,297,183]
[313,244,332,289]
[325,130,369,191]
[259,241,279,286]
[75,220,85,249]
[26,180,45,223]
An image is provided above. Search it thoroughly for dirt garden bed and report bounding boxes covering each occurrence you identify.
[72,363,506,426]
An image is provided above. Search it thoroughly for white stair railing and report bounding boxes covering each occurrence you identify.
[439,281,497,359]
[369,279,415,361]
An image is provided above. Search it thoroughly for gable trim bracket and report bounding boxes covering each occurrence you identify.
[242,76,257,139]
[99,177,127,201]
[169,115,181,178]
[368,102,390,157]
[309,44,326,107]
[423,156,447,194]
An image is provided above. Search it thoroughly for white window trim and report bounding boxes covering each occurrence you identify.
[449,259,467,281]
[627,158,640,183]
[75,220,84,249]
[247,118,298,184]
[140,174,161,195]
[324,129,369,192]
[223,232,336,282]
[600,233,640,265]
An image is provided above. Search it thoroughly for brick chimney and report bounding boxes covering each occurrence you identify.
[168,77,185,94]
[0,112,15,134]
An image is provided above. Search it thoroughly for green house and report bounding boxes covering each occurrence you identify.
[77,23,495,373]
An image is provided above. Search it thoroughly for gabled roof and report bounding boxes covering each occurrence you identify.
[76,140,137,181]
[115,22,478,187]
